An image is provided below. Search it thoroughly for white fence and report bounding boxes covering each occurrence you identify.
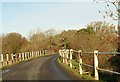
[59,49,120,80]
[0,50,47,67]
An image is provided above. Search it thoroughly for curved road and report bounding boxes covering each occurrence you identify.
[2,55,80,80]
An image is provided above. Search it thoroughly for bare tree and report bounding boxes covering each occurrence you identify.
[94,0,119,20]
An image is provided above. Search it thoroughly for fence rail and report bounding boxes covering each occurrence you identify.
[59,49,120,80]
[0,50,47,68]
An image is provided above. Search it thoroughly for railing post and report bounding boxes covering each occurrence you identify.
[35,51,37,57]
[32,51,34,57]
[16,54,19,62]
[13,54,17,62]
[43,50,45,56]
[22,53,25,60]
[94,50,99,80]
[37,51,39,56]
[11,54,14,63]
[29,52,32,58]
[6,54,9,65]
[70,49,73,68]
[33,51,34,57]
[1,54,3,66]
[40,50,41,56]
[24,52,26,60]
[26,52,28,59]
[62,50,65,63]
[66,49,69,65]
[27,52,29,59]
[0,54,3,67]
[34,51,36,57]
[31,51,32,58]
[59,50,61,57]
[78,50,82,75]
[19,53,22,61]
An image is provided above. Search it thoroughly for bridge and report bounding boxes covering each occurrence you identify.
[0,49,120,81]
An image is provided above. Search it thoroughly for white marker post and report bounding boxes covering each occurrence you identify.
[66,49,69,65]
[32,51,34,57]
[94,50,99,80]
[11,54,14,63]
[22,53,25,60]
[1,54,3,63]
[78,50,82,75]
[0,54,3,67]
[6,54,9,65]
[19,53,21,61]
[59,50,61,57]
[70,49,73,68]
[40,50,41,56]
[25,52,27,60]
[62,50,65,63]
[37,51,39,56]
[29,52,31,58]
[27,52,29,59]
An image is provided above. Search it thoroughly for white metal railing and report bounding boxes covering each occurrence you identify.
[59,49,120,80]
[0,50,47,67]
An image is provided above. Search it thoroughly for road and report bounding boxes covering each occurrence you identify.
[2,55,80,80]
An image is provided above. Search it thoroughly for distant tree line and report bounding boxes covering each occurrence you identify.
[0,21,118,72]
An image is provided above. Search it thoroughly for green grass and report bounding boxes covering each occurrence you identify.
[57,57,107,82]
[57,57,95,80]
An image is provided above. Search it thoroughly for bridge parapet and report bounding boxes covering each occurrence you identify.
[59,49,120,80]
[0,50,47,68]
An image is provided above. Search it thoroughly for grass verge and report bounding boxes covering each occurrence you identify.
[57,57,105,82]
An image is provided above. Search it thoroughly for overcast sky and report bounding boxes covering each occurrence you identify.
[1,0,116,37]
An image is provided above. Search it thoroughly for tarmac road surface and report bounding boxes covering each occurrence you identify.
[2,55,80,80]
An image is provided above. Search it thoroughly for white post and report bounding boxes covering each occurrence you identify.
[19,53,21,61]
[11,54,14,63]
[40,50,41,56]
[0,54,3,67]
[34,51,35,57]
[25,52,27,60]
[59,50,62,57]
[30,52,32,58]
[26,52,29,59]
[29,52,31,58]
[27,52,30,59]
[70,49,73,68]
[45,50,47,55]
[14,54,17,62]
[37,51,39,56]
[6,54,9,64]
[27,52,29,59]
[79,50,82,75]
[32,51,34,57]
[66,49,69,65]
[1,54,3,62]
[15,54,18,62]
[36,51,38,56]
[94,50,99,80]
[22,53,24,60]
[62,50,65,63]
[35,51,36,56]
[6,54,9,61]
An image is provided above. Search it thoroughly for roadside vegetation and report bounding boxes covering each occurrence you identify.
[1,21,119,72]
